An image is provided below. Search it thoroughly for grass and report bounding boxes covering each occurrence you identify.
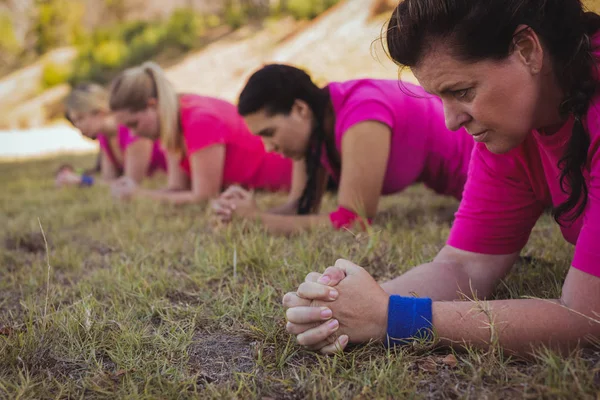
[1,154,599,399]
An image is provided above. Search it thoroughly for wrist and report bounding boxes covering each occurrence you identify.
[386,295,433,347]
[80,174,95,187]
[376,293,391,342]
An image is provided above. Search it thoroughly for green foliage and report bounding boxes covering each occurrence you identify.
[41,60,72,89]
[165,10,204,51]
[224,2,246,30]
[69,9,204,85]
[5,0,342,81]
[285,0,341,20]
[0,12,19,54]
[93,40,129,68]
[33,0,85,55]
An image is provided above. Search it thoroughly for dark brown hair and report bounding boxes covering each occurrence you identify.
[238,64,338,215]
[387,0,600,224]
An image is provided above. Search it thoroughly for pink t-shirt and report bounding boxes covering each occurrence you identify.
[448,38,600,278]
[324,80,474,200]
[178,94,292,191]
[97,125,166,175]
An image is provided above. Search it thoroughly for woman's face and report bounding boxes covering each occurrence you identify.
[114,103,160,140]
[68,110,108,139]
[412,29,555,154]
[243,100,313,160]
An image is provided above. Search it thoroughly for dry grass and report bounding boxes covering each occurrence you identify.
[0,154,599,399]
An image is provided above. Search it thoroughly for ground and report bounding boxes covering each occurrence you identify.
[1,154,599,399]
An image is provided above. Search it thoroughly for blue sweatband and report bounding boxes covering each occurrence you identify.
[386,295,433,347]
[80,174,95,187]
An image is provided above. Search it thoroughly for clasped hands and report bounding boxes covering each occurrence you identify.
[282,259,390,354]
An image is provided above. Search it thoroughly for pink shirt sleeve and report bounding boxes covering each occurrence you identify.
[447,144,546,255]
[335,98,395,145]
[183,111,227,156]
[118,125,137,149]
[572,124,600,276]
[97,134,119,168]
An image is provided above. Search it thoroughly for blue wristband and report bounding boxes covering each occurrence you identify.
[80,174,95,187]
[386,295,433,347]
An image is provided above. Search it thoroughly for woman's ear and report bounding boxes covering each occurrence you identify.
[512,24,544,75]
[293,99,311,119]
[147,97,158,108]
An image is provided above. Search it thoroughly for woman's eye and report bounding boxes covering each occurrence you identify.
[259,128,275,138]
[453,89,471,99]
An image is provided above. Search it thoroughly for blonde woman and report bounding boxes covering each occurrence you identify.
[57,83,166,187]
[109,62,293,204]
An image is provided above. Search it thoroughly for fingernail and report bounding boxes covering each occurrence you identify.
[339,335,348,346]
[329,289,339,300]
[318,275,331,285]
[320,307,332,319]
[328,319,339,330]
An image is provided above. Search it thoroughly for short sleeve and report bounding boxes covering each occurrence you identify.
[182,111,228,156]
[335,98,396,148]
[118,126,137,149]
[97,134,119,168]
[572,117,600,277]
[447,144,546,255]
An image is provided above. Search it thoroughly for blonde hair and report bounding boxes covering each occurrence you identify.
[65,83,109,117]
[109,61,181,153]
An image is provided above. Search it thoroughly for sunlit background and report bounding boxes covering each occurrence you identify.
[1,0,599,159]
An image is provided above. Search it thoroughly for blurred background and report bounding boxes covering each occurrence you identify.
[1,0,599,159]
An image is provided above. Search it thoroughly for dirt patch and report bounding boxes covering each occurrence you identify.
[187,332,256,385]
[166,290,203,306]
[21,341,89,381]
[4,232,47,253]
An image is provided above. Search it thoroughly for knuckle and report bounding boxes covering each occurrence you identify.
[285,308,295,321]
[285,322,294,333]
[296,334,309,346]
[297,282,313,296]
[282,293,293,307]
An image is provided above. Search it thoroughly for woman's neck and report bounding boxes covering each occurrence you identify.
[535,70,568,135]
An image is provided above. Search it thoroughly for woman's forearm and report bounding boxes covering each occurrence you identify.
[134,188,211,205]
[380,261,491,301]
[267,199,299,215]
[433,298,599,356]
[380,248,518,301]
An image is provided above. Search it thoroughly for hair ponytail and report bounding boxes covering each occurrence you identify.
[109,61,181,153]
[238,64,339,215]
[553,12,600,224]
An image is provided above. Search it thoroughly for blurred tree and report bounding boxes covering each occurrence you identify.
[0,11,20,71]
[32,0,84,54]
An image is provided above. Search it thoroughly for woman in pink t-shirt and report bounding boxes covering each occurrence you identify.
[108,62,292,204]
[212,64,474,234]
[283,0,600,356]
[57,83,166,187]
